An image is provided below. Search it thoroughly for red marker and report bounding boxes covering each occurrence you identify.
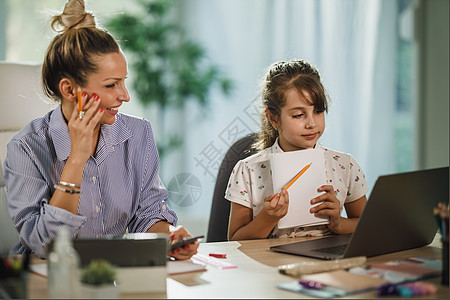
[209,253,227,258]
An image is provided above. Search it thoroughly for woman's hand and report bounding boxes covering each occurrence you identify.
[67,92,104,163]
[169,226,199,260]
[310,185,342,232]
[261,189,289,222]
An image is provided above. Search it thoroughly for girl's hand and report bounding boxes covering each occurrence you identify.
[67,93,104,163]
[310,185,342,232]
[169,226,199,260]
[261,189,289,222]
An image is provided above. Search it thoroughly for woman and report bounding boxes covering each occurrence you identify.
[4,0,198,259]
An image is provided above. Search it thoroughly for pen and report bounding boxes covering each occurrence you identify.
[284,163,312,190]
[77,87,82,112]
[278,256,366,276]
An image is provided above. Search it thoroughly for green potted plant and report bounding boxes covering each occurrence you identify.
[80,259,118,299]
[107,0,233,159]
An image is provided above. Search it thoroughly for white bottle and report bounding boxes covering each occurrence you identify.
[47,226,81,298]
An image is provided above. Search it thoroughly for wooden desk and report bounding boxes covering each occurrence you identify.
[27,235,448,299]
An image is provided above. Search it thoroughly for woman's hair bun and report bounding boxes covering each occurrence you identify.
[51,0,96,32]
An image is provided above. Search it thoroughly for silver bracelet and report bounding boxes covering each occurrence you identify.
[54,184,81,194]
[58,181,81,189]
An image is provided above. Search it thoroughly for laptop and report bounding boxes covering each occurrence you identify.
[47,233,168,267]
[270,166,449,260]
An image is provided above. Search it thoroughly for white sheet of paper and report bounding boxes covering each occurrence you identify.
[167,259,206,274]
[270,148,329,229]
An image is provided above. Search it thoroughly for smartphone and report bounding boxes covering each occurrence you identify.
[170,235,204,252]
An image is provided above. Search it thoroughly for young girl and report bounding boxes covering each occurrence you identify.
[225,60,368,240]
[4,0,197,260]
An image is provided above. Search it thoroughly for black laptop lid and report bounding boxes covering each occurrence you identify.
[344,166,448,258]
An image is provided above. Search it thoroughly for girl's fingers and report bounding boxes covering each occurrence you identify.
[317,185,333,193]
[311,199,340,216]
[310,196,339,214]
[311,187,338,204]
[264,193,276,202]
[269,194,279,209]
[281,189,289,205]
[273,190,289,216]
[277,189,286,207]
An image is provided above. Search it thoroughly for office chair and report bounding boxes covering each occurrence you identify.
[0,62,55,254]
[206,133,258,242]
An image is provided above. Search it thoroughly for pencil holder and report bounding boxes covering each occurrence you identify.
[443,238,449,285]
[0,270,28,298]
[0,255,29,299]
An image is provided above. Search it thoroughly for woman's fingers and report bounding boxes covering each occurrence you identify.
[84,97,103,129]
[78,94,100,121]
[168,226,199,260]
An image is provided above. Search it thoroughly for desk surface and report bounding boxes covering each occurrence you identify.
[27,235,449,299]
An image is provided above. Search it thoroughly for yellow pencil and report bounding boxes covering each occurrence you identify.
[77,87,82,112]
[284,163,312,190]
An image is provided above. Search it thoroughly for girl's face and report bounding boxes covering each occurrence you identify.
[83,51,130,125]
[267,88,325,152]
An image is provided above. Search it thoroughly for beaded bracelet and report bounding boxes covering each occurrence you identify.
[54,184,81,194]
[58,181,81,189]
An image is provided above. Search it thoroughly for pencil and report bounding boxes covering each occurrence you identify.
[77,87,82,112]
[284,163,312,190]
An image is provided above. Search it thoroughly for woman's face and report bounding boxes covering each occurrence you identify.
[268,88,325,152]
[83,51,130,125]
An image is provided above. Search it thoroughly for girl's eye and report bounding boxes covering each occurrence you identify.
[105,83,116,88]
[293,114,304,118]
[315,110,324,114]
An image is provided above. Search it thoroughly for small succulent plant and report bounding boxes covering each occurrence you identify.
[80,259,116,286]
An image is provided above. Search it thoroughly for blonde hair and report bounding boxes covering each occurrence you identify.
[42,0,120,102]
[253,60,329,151]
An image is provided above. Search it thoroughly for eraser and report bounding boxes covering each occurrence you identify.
[209,253,227,258]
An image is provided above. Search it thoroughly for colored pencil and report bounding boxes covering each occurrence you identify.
[77,87,82,112]
[284,163,311,190]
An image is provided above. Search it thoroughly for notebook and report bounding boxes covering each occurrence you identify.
[270,166,449,260]
[270,148,329,228]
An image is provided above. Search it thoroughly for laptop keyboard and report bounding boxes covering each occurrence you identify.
[313,244,347,255]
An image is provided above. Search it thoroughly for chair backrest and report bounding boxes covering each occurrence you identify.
[206,133,258,242]
[0,61,56,128]
[0,61,56,255]
[0,130,20,255]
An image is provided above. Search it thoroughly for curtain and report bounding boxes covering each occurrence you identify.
[154,0,398,235]
[2,0,400,236]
